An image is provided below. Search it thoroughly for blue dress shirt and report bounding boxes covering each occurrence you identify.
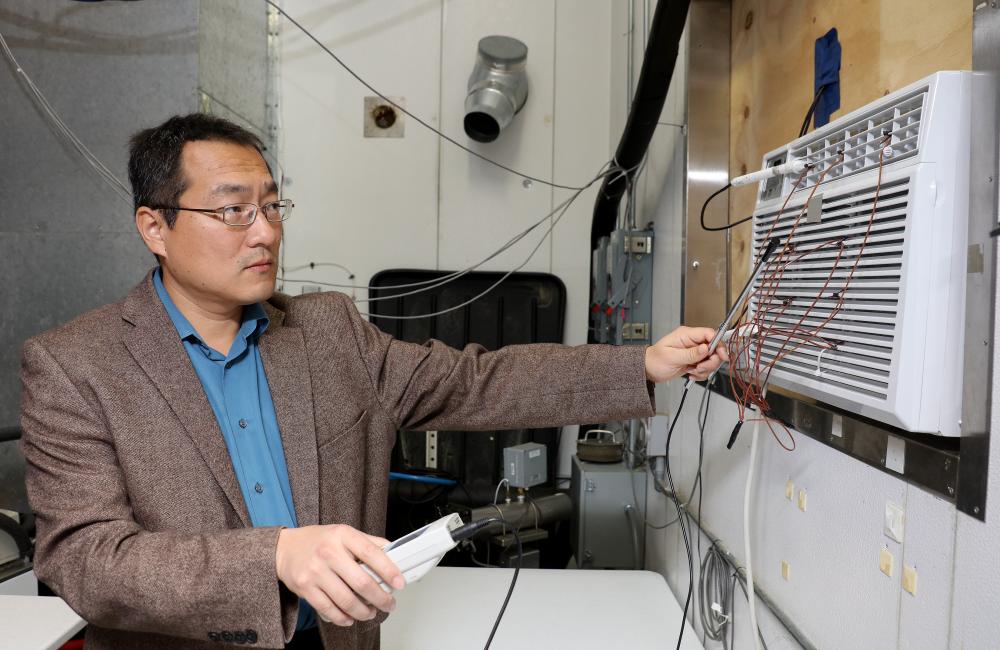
[153,269,316,631]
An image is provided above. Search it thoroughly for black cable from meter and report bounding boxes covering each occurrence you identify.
[700,183,754,232]
[483,527,522,650]
[266,0,585,192]
[664,385,694,650]
[692,377,714,645]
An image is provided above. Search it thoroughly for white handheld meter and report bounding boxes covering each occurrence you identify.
[361,513,465,592]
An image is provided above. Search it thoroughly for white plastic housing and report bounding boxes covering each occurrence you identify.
[361,513,463,593]
[748,71,988,436]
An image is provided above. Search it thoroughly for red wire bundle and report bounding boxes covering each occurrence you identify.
[725,135,894,451]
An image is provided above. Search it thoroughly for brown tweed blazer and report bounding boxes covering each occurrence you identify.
[19,272,655,649]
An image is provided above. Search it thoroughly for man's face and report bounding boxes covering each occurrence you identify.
[157,140,281,309]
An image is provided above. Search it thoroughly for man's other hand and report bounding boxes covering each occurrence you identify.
[644,326,728,383]
[275,524,404,627]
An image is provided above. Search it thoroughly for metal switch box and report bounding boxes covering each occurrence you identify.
[504,442,547,489]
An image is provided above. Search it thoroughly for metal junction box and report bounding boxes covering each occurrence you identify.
[570,456,647,569]
[503,442,547,489]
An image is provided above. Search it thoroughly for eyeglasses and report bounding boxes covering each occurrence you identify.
[153,199,294,227]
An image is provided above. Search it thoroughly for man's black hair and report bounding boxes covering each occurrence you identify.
[128,113,268,227]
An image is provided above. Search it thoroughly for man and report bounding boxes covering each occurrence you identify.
[20,114,726,649]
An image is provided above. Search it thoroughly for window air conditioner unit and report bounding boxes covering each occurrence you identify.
[748,71,985,437]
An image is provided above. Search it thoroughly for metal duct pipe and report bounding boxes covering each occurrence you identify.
[464,36,529,143]
[466,492,572,536]
[590,0,691,249]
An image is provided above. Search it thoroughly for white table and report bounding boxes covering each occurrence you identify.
[381,567,703,650]
[0,595,85,650]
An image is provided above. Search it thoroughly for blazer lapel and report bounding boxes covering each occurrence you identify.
[121,274,251,527]
[259,304,320,527]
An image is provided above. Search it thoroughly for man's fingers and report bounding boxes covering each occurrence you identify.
[668,343,708,366]
[339,556,397,613]
[351,535,405,591]
[364,534,391,548]
[304,587,352,627]
[321,569,377,623]
[663,326,716,348]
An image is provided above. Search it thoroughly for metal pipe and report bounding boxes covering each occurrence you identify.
[466,492,572,536]
[464,36,529,143]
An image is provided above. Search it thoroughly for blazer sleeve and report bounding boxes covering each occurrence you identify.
[334,293,656,431]
[19,338,297,649]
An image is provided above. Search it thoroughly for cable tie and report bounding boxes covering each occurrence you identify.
[710,602,731,622]
[815,346,829,376]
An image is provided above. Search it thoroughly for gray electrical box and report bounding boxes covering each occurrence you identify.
[570,455,647,569]
[503,442,547,489]
[591,236,610,343]
[606,229,653,345]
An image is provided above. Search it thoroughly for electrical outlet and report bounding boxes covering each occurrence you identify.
[902,565,918,595]
[785,480,794,501]
[879,547,894,577]
[781,560,791,581]
[797,488,808,512]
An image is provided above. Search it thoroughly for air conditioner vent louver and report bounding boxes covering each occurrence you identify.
[750,177,909,401]
[791,90,925,191]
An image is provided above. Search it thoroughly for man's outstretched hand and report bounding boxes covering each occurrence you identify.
[644,326,728,383]
[275,524,404,627]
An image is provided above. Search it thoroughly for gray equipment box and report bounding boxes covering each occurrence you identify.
[570,455,647,569]
[591,236,610,343]
[606,229,653,346]
[503,442,547,489]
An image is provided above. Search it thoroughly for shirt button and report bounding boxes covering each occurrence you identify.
[255,482,264,494]
[238,419,248,429]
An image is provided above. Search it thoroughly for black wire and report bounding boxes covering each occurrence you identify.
[798,85,827,138]
[664,386,694,650]
[484,528,521,649]
[699,544,732,646]
[267,0,586,192]
[692,379,714,645]
[700,183,753,232]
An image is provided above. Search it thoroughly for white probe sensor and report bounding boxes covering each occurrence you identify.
[730,158,808,188]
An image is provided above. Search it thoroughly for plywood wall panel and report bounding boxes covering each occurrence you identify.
[727,0,971,297]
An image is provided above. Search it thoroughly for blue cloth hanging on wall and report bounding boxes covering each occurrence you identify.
[814,28,841,127]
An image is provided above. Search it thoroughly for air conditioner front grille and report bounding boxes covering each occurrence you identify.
[749,177,910,401]
[789,90,925,192]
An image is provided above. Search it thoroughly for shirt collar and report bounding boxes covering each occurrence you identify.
[152,267,270,348]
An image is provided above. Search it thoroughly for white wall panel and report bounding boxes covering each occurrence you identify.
[279,0,442,294]
[549,0,615,479]
[550,0,614,347]
[899,485,955,650]
[437,0,557,274]
[948,273,1000,649]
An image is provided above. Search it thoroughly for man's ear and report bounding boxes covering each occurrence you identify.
[135,207,168,259]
